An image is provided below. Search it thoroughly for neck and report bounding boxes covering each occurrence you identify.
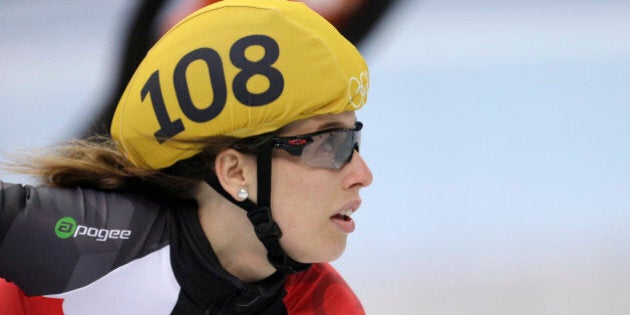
[194,184,276,283]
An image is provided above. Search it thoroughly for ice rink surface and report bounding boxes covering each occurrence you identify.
[2,0,630,314]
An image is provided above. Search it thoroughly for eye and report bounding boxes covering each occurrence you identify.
[304,133,337,162]
[321,139,335,153]
[313,132,342,154]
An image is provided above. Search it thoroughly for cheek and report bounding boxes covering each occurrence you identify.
[270,161,319,221]
[270,160,346,262]
[271,157,316,199]
[271,162,320,230]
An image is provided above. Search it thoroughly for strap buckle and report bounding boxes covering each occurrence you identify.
[247,207,283,241]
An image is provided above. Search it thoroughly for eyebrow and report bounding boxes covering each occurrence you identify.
[279,116,356,136]
[315,117,357,131]
[316,121,347,131]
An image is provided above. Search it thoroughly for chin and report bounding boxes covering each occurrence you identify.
[290,240,348,264]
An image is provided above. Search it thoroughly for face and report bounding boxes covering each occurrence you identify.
[269,111,373,263]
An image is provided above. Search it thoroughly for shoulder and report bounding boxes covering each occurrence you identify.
[1,181,171,244]
[0,182,174,296]
[283,263,365,315]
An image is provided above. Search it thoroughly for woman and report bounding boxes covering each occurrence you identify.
[0,0,373,314]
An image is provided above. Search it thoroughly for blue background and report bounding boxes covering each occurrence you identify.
[1,1,629,313]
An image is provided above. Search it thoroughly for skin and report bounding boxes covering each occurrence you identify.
[196,111,373,282]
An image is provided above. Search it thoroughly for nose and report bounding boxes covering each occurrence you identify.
[343,150,373,189]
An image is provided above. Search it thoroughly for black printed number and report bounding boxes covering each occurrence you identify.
[231,35,284,106]
[140,35,283,142]
[174,48,227,123]
[141,71,184,142]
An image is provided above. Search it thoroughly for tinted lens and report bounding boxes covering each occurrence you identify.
[301,128,360,169]
[271,122,363,169]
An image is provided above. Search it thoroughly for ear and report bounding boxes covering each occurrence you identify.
[213,148,257,202]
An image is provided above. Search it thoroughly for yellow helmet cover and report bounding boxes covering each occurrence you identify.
[111,0,369,169]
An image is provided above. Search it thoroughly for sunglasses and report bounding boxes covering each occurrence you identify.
[271,122,363,169]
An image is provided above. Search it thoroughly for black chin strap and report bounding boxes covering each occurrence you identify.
[248,143,311,274]
[177,144,310,274]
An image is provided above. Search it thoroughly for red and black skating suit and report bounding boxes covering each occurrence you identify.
[0,181,364,314]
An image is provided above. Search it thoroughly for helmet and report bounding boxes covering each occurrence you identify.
[111,0,369,273]
[111,0,369,170]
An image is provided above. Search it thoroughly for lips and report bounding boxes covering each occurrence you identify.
[330,201,360,233]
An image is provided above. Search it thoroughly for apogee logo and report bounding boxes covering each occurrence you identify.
[55,216,77,239]
[54,217,132,242]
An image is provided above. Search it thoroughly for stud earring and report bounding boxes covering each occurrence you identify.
[237,188,249,201]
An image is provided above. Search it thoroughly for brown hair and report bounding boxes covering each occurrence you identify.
[1,133,274,199]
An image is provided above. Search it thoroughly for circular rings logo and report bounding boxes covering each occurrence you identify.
[55,217,77,239]
[348,71,369,109]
